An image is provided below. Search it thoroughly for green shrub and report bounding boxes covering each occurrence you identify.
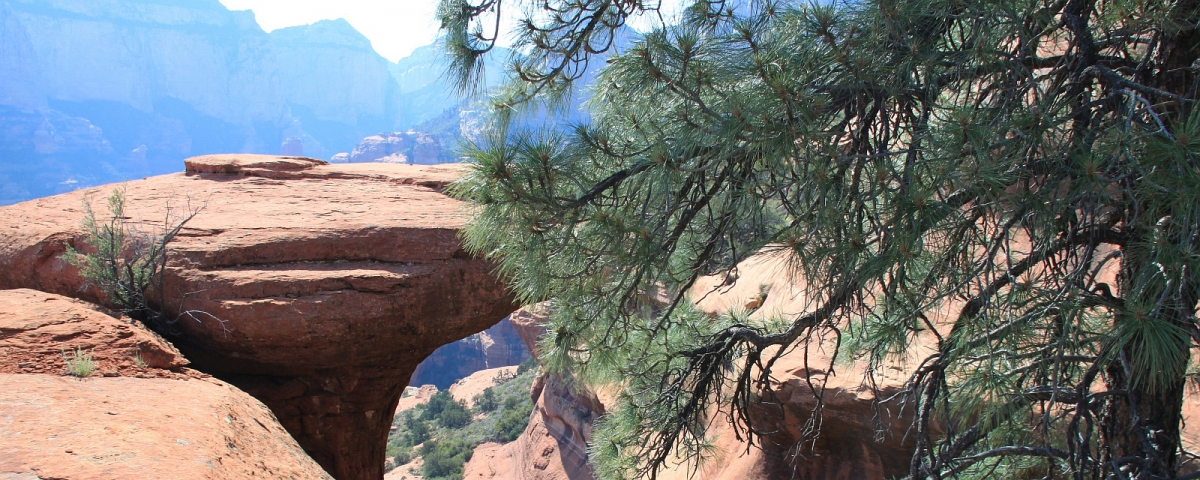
[404,412,430,446]
[424,390,472,429]
[473,387,498,413]
[491,389,534,443]
[62,346,96,378]
[392,448,414,467]
[515,356,538,375]
[422,390,452,420]
[437,404,472,429]
[421,438,474,479]
[62,188,200,331]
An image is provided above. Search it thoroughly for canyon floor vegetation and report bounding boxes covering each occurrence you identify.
[439,0,1200,478]
[385,358,538,479]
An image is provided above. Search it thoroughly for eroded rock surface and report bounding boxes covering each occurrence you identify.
[467,255,917,480]
[0,289,331,480]
[463,305,601,480]
[0,288,188,378]
[0,156,516,479]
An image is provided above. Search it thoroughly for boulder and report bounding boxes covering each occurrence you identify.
[0,374,332,480]
[0,156,517,479]
[0,289,331,480]
[0,288,188,377]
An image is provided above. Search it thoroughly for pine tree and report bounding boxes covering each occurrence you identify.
[438,0,1200,478]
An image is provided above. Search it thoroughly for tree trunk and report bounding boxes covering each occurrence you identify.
[1103,350,1187,478]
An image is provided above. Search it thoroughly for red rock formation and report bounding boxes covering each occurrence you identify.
[464,304,601,480]
[0,155,516,479]
[447,365,519,409]
[349,132,441,165]
[0,288,189,377]
[0,288,332,479]
[464,373,601,480]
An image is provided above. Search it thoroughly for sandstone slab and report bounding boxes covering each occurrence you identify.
[0,156,517,479]
[0,288,189,378]
[0,287,329,479]
[0,374,330,480]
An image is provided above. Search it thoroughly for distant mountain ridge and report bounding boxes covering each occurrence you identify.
[0,0,499,205]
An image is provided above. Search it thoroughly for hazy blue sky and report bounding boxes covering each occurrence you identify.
[218,0,442,61]
[217,0,686,62]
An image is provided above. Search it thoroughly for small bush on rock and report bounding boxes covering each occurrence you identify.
[63,188,204,333]
[63,347,95,378]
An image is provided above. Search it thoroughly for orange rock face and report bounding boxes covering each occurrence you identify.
[687,254,920,480]
[472,256,917,480]
[463,305,601,480]
[0,288,189,378]
[463,373,601,480]
[0,374,331,480]
[0,156,516,479]
[0,289,331,480]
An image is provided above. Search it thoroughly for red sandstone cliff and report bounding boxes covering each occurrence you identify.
[0,155,517,479]
[0,288,332,480]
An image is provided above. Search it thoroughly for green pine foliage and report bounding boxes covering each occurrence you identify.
[385,365,538,479]
[440,0,1200,478]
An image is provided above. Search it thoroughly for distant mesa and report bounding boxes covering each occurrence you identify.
[350,131,441,165]
[281,136,305,156]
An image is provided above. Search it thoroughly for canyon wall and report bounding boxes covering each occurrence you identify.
[0,0,416,205]
[408,316,531,390]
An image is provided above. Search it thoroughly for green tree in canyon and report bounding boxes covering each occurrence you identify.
[439,0,1200,478]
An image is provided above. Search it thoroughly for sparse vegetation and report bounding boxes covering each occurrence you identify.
[472,387,498,413]
[385,365,538,479]
[63,347,96,378]
[62,187,206,333]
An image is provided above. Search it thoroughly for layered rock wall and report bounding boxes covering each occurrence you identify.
[0,157,516,479]
[0,288,332,480]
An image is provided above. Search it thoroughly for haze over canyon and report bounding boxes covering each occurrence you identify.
[0,0,507,205]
